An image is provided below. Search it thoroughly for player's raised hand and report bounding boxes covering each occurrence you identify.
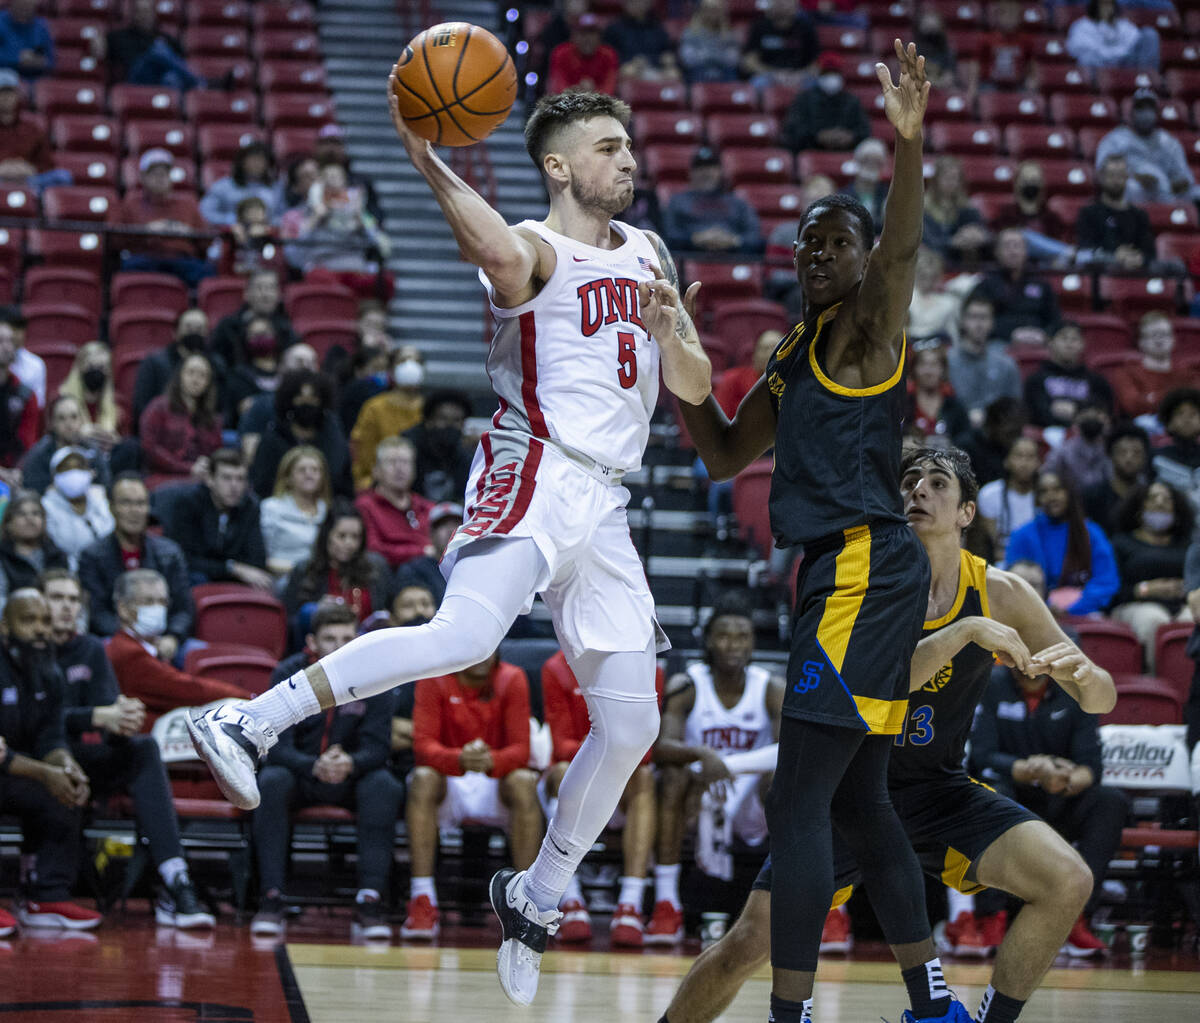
[639,264,680,344]
[682,280,702,324]
[387,68,433,158]
[876,40,930,141]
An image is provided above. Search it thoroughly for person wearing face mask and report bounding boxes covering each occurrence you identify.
[1083,424,1150,535]
[41,447,115,571]
[210,270,300,372]
[663,145,762,256]
[350,346,425,492]
[1150,388,1200,504]
[781,51,870,154]
[336,330,392,432]
[354,437,434,569]
[104,569,250,728]
[19,395,111,496]
[132,307,227,431]
[1042,401,1114,496]
[237,342,320,465]
[1022,322,1113,431]
[402,390,473,504]
[994,162,1072,266]
[839,138,889,234]
[224,315,282,430]
[0,319,39,478]
[139,353,224,480]
[1075,154,1156,273]
[58,341,125,451]
[1095,88,1200,205]
[0,491,68,618]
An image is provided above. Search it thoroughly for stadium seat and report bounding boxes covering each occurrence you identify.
[1100,276,1185,319]
[1076,126,1107,162]
[759,84,797,119]
[262,94,337,131]
[254,30,321,61]
[192,583,287,658]
[1073,312,1133,352]
[110,273,189,317]
[32,79,104,119]
[1157,231,1200,269]
[1047,93,1121,129]
[0,184,38,220]
[27,229,104,274]
[270,127,320,162]
[23,302,96,348]
[956,155,1018,194]
[617,79,687,111]
[1003,124,1078,160]
[197,124,267,162]
[49,17,106,54]
[734,183,809,227]
[710,298,790,366]
[41,184,117,223]
[643,144,697,185]
[253,2,317,32]
[123,121,194,160]
[258,61,328,97]
[58,0,119,17]
[190,57,254,91]
[1164,69,1200,103]
[720,147,793,186]
[1120,96,1191,129]
[680,261,764,325]
[1044,194,1089,233]
[704,113,778,150]
[977,92,1047,125]
[183,646,278,697]
[1094,68,1161,100]
[732,458,774,559]
[295,319,358,361]
[107,307,176,360]
[927,90,976,122]
[1012,344,1048,380]
[36,341,82,399]
[631,111,703,146]
[1101,675,1182,726]
[795,151,861,183]
[816,25,867,52]
[0,227,24,283]
[198,276,246,323]
[285,282,358,324]
[198,160,233,192]
[689,82,759,117]
[1152,622,1194,706]
[110,85,181,123]
[1037,158,1093,196]
[183,27,250,58]
[55,51,104,81]
[1042,272,1095,314]
[1172,318,1200,350]
[51,114,120,156]
[112,348,143,419]
[1085,349,1139,373]
[1071,619,1143,675]
[1160,40,1200,72]
[191,0,251,27]
[23,267,102,319]
[1143,202,1200,235]
[53,152,117,189]
[1034,63,1091,95]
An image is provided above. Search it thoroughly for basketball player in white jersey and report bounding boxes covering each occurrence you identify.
[186,88,710,1005]
[649,593,783,945]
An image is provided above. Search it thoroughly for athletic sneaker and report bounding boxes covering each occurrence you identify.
[0,906,15,937]
[1063,916,1106,958]
[400,895,440,940]
[186,703,277,810]
[643,900,684,946]
[899,998,973,1023]
[556,898,592,943]
[354,896,392,941]
[977,910,1008,952]
[250,893,285,936]
[940,911,989,957]
[490,868,562,1007]
[819,905,852,954]
[609,903,644,948]
[155,876,215,929]
[17,900,102,930]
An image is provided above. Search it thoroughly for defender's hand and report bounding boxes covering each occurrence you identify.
[877,40,930,141]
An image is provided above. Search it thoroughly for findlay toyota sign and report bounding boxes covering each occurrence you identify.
[1101,724,1193,791]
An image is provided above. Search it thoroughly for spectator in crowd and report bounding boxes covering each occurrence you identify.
[210,271,300,372]
[355,438,434,570]
[276,154,320,220]
[548,12,620,96]
[404,390,473,504]
[322,298,387,388]
[663,146,762,256]
[336,335,391,433]
[970,231,1062,346]
[604,0,681,83]
[104,0,200,89]
[0,589,100,931]
[285,163,392,301]
[969,659,1130,956]
[104,569,249,727]
[947,296,1022,426]
[0,318,37,473]
[312,123,384,227]
[0,0,53,80]
[1109,480,1193,662]
[740,0,818,89]
[1076,154,1156,272]
[677,0,741,83]
[391,583,437,628]
[905,339,970,447]
[1096,89,1200,205]
[41,447,114,571]
[250,368,352,500]
[58,342,125,451]
[840,137,888,234]
[1023,321,1113,430]
[977,435,1041,564]
[350,347,425,492]
[237,342,319,464]
[763,172,836,307]
[164,448,270,589]
[1066,0,1159,71]
[541,648,662,947]
[923,156,990,265]
[132,308,222,429]
[1110,313,1200,421]
[261,446,331,578]
[977,0,1036,89]
[782,52,871,154]
[960,395,1029,487]
[281,502,392,627]
[994,161,1072,265]
[1005,469,1119,615]
[1084,423,1150,535]
[139,353,223,479]
[0,68,64,192]
[215,196,289,279]
[249,602,402,938]
[223,314,285,430]
[112,149,211,287]
[0,306,44,411]
[21,396,110,496]
[906,246,960,341]
[1044,400,1114,494]
[199,142,279,228]
[532,0,588,90]
[713,329,781,419]
[43,568,214,929]
[393,502,463,605]
[1184,544,1200,756]
[401,648,540,940]
[912,7,964,90]
[0,491,67,616]
[651,595,781,943]
[1151,388,1200,503]
[78,474,192,653]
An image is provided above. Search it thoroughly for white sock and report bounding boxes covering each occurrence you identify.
[158,856,187,888]
[560,874,584,906]
[618,875,645,909]
[411,876,437,906]
[245,669,321,734]
[523,822,588,913]
[356,888,380,904]
[947,887,976,920]
[655,863,681,909]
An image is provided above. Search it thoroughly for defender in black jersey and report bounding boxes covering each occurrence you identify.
[656,449,1117,1023]
[679,41,949,1023]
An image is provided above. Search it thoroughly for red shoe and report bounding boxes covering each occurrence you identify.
[819,906,852,954]
[643,900,684,946]
[0,906,15,937]
[17,900,101,930]
[978,910,1008,952]
[609,903,644,948]
[941,911,988,957]
[1064,916,1106,958]
[399,895,440,940]
[557,898,592,943]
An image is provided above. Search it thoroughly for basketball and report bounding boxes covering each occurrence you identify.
[391,22,518,148]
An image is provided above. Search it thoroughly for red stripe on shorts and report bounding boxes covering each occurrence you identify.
[473,432,494,512]
[496,438,542,534]
[519,310,550,438]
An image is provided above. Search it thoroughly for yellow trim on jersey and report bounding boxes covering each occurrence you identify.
[941,846,985,895]
[829,883,855,910]
[924,549,989,630]
[816,524,872,674]
[853,694,909,735]
[807,300,906,397]
[774,321,806,362]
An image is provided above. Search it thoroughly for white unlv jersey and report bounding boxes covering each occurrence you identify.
[478,219,662,473]
[683,663,773,754]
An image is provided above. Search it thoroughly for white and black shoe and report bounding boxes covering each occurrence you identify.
[489,868,561,1007]
[186,703,276,810]
[155,877,215,930]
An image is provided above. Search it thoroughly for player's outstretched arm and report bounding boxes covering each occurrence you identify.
[387,70,540,303]
[909,616,1033,691]
[640,232,711,405]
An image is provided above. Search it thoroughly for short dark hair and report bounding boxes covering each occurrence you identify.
[1159,387,1200,428]
[1106,422,1150,456]
[231,140,273,187]
[426,389,472,421]
[962,293,995,316]
[236,195,267,221]
[310,601,360,634]
[0,304,26,328]
[108,470,148,503]
[38,567,80,593]
[524,91,631,173]
[1116,481,1194,544]
[275,368,334,419]
[209,448,244,473]
[900,446,980,505]
[797,192,874,249]
[703,590,755,643]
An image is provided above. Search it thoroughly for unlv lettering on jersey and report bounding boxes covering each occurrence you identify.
[461,462,519,537]
[577,278,645,337]
[701,725,761,751]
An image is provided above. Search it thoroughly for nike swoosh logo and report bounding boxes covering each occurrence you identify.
[287,678,298,690]
[348,685,360,699]
[550,836,569,856]
[1051,709,1067,719]
[572,255,587,262]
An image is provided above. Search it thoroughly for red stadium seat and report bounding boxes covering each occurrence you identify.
[734,183,809,226]
[1099,276,1184,319]
[760,84,797,119]
[1044,195,1089,231]
[1119,95,1191,129]
[27,229,104,274]
[253,30,321,62]
[270,127,319,162]
[110,273,189,317]
[795,151,859,184]
[689,82,759,117]
[977,92,1047,125]
[955,155,1018,193]
[258,61,328,97]
[36,341,82,399]
[1076,126,1107,162]
[1085,349,1138,373]
[55,51,104,81]
[41,184,117,223]
[123,120,194,159]
[1160,40,1200,72]
[1072,620,1143,675]
[1003,124,1078,160]
[1073,312,1133,352]
[53,152,117,189]
[295,319,357,361]
[23,267,102,319]
[1094,68,1161,100]
[1164,69,1200,103]
[190,56,254,91]
[721,147,793,186]
[51,114,119,156]
[1158,233,1200,270]
[680,260,763,326]
[1043,271,1095,314]
[1153,622,1194,706]
[32,79,103,119]
[1011,344,1048,380]
[929,121,1002,155]
[191,0,251,27]
[732,458,775,559]
[816,25,867,51]
[0,227,24,282]
[0,184,38,219]
[1034,62,1091,95]
[120,156,195,193]
[706,114,779,150]
[192,584,288,658]
[1038,158,1093,196]
[710,298,790,366]
[643,144,697,185]
[926,90,976,122]
[1048,93,1121,129]
[183,646,278,697]
[253,2,317,32]
[618,79,687,111]
[198,276,246,323]
[197,124,267,162]
[1101,675,1182,726]
[631,111,703,146]
[183,27,250,58]
[50,17,107,53]
[1143,202,1200,235]
[22,302,96,348]
[107,307,176,359]
[262,94,337,131]
[109,85,181,123]
[58,0,119,17]
[285,282,358,324]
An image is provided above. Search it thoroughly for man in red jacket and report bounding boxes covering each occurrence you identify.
[401,650,540,940]
[354,437,434,569]
[540,649,662,947]
[105,569,251,728]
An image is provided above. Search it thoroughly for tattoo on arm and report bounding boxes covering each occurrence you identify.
[651,233,696,343]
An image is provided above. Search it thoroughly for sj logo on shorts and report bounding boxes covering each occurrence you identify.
[794,659,825,694]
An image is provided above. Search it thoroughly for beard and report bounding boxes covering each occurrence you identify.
[568,175,632,217]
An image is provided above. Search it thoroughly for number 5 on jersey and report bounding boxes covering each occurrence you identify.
[617,331,637,389]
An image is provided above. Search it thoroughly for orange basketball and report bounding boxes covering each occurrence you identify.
[392,22,517,148]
